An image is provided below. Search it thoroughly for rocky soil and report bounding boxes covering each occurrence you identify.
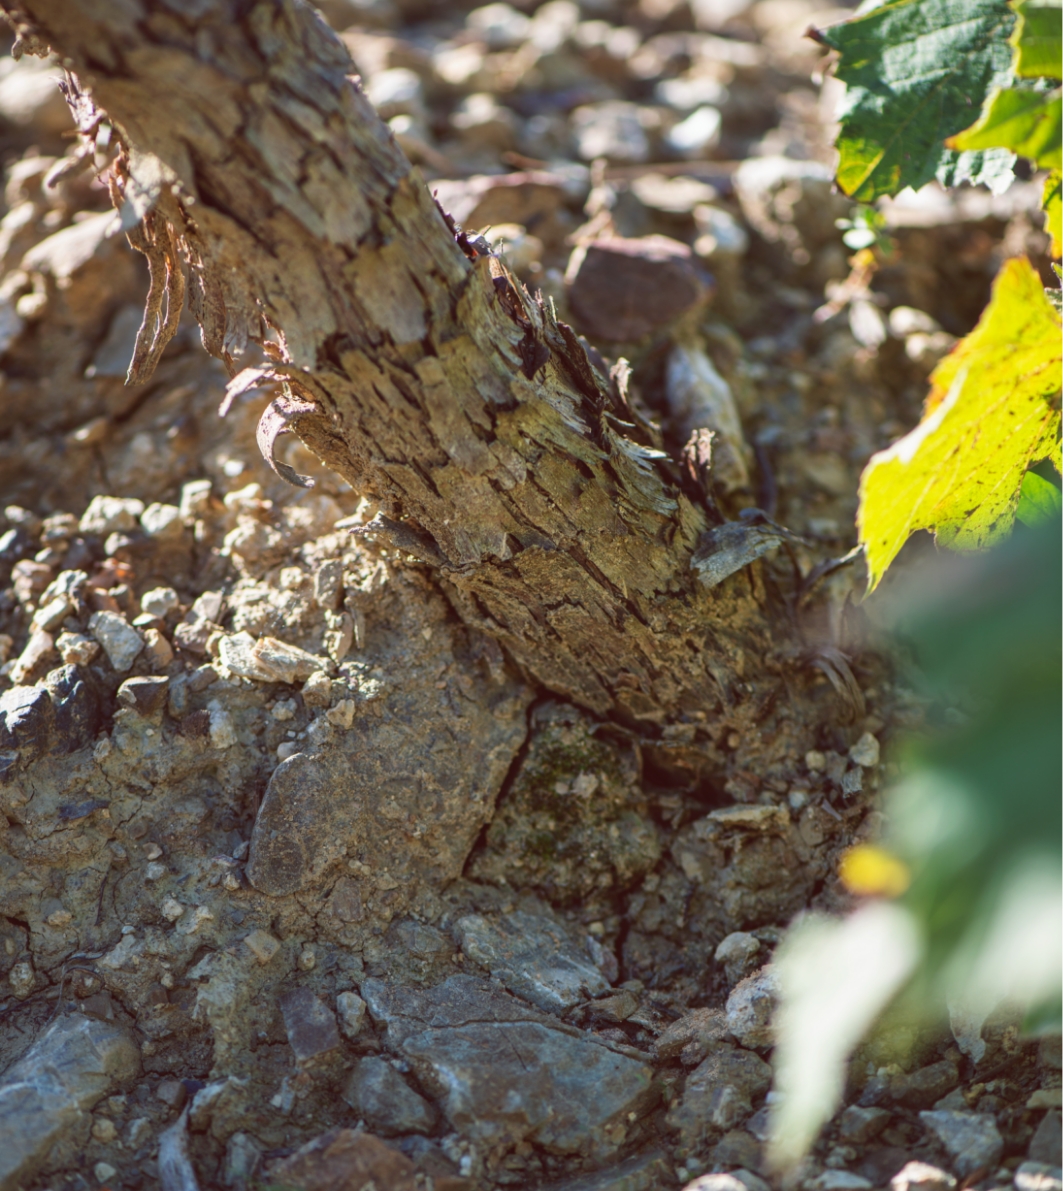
[0,2,1058,1191]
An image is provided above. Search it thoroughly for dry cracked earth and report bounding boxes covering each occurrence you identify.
[0,2,1058,1191]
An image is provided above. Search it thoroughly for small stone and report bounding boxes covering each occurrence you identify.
[654,1007,730,1065]
[88,610,144,673]
[726,966,777,1049]
[454,909,608,1013]
[788,787,811,810]
[142,628,174,670]
[344,1055,438,1136]
[94,1162,117,1183]
[9,629,55,684]
[145,862,167,881]
[1029,1111,1062,1166]
[188,664,218,693]
[175,905,214,936]
[156,1078,187,1109]
[272,698,297,721]
[160,897,185,922]
[80,495,145,536]
[127,1117,152,1149]
[806,749,827,772]
[91,1116,118,1143]
[919,1110,1004,1180]
[32,593,73,633]
[0,682,50,760]
[140,503,183,540]
[277,741,299,761]
[337,991,367,1039]
[298,946,317,971]
[225,1132,263,1187]
[208,701,237,749]
[849,732,881,768]
[934,1088,968,1111]
[140,586,179,618]
[891,1061,959,1109]
[306,715,333,752]
[313,559,344,610]
[266,1129,418,1191]
[839,1104,891,1144]
[5,505,41,534]
[694,204,750,259]
[565,235,709,342]
[467,2,531,49]
[889,307,942,337]
[1028,1090,1063,1109]
[279,986,341,1063]
[117,675,169,716]
[0,1016,140,1189]
[571,100,650,163]
[180,479,212,521]
[715,933,761,986]
[9,960,34,998]
[808,1174,873,1191]
[687,1175,768,1191]
[325,698,356,729]
[890,1161,957,1191]
[249,635,331,684]
[218,631,276,682]
[244,930,281,965]
[666,105,722,157]
[55,631,99,668]
[302,671,333,708]
[631,173,719,215]
[1015,1162,1063,1191]
[45,905,73,927]
[590,989,639,1023]
[668,1045,772,1146]
[712,1130,762,1171]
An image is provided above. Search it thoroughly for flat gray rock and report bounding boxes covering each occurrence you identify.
[919,1110,1003,1180]
[344,1056,437,1136]
[541,1150,672,1190]
[454,909,608,1013]
[0,1014,140,1191]
[362,974,656,1157]
[279,987,341,1063]
[667,1044,773,1147]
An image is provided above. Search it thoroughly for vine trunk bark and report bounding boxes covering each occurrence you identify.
[1,0,828,778]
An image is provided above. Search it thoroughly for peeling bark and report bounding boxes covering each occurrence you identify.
[2,0,811,752]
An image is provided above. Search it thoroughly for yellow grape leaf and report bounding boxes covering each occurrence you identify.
[1045,170,1062,256]
[949,87,1062,170]
[1010,0,1063,80]
[859,256,1062,589]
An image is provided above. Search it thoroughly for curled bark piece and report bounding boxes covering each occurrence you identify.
[219,366,278,418]
[159,1107,200,1191]
[125,212,185,386]
[256,396,317,489]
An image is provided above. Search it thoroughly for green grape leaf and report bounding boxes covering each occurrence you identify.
[1044,170,1062,255]
[950,86,1062,168]
[858,256,1062,589]
[1016,469,1063,523]
[818,0,1017,201]
[1011,0,1063,79]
